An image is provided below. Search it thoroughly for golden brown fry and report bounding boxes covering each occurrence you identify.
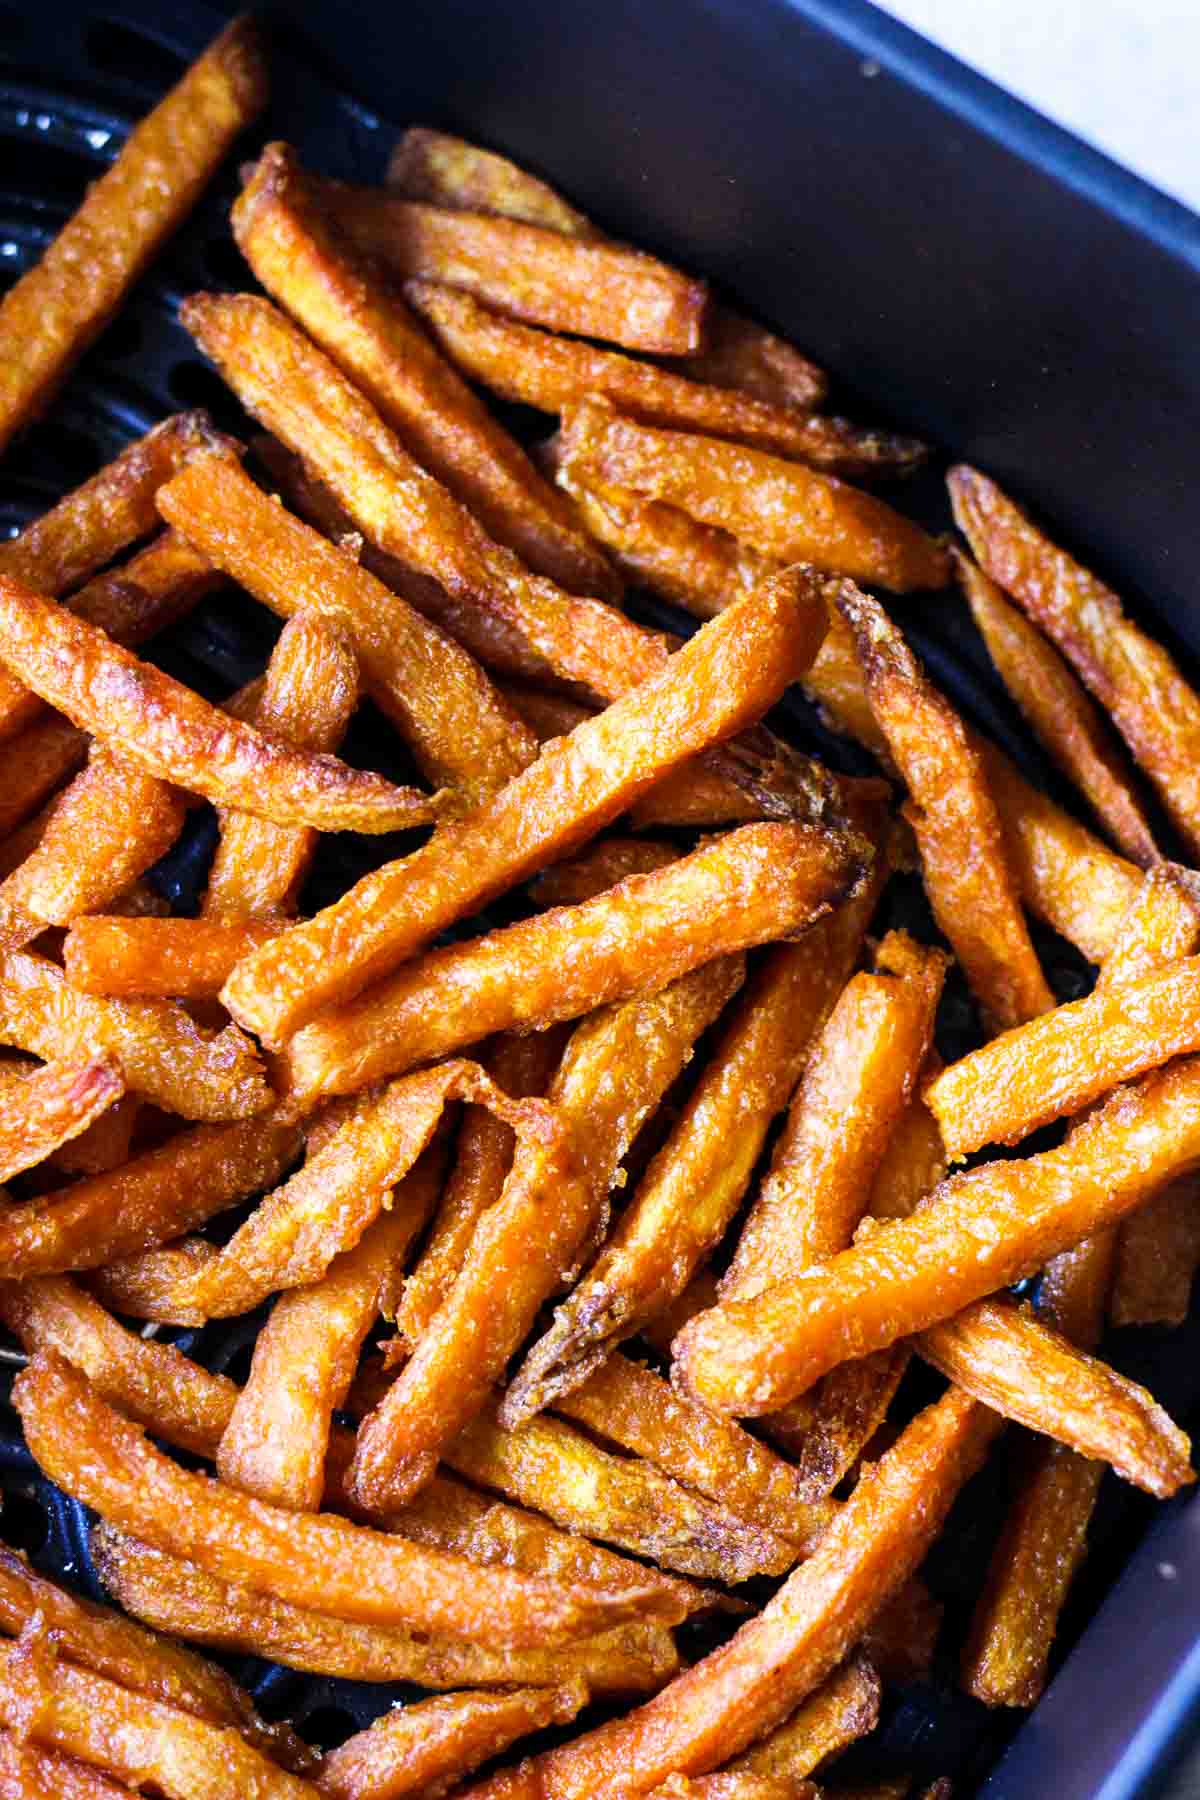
[866,1062,946,1222]
[316,1684,587,1800]
[458,1390,999,1799]
[726,1654,879,1784]
[223,565,832,1044]
[561,398,947,592]
[63,916,285,1000]
[0,949,270,1121]
[48,1091,139,1177]
[648,1777,807,1800]
[862,1578,944,1685]
[441,1400,800,1582]
[409,280,923,477]
[950,463,1200,859]
[1094,864,1200,991]
[159,458,537,807]
[0,1729,136,1798]
[676,303,828,410]
[955,548,1156,865]
[87,1240,215,1328]
[0,713,89,839]
[674,1056,1200,1414]
[531,839,679,908]
[0,19,267,454]
[790,1349,912,1505]
[285,821,860,1103]
[925,956,1200,1157]
[96,1527,678,1698]
[15,1352,669,1647]
[0,1056,122,1182]
[1112,1173,1200,1327]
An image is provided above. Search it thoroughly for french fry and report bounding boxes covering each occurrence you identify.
[87,1240,215,1327]
[560,398,948,592]
[1111,1173,1200,1327]
[724,1654,879,1784]
[14,1352,672,1647]
[862,1577,944,1685]
[0,712,89,839]
[950,463,1200,860]
[0,949,270,1121]
[1094,863,1200,990]
[407,280,924,477]
[648,1777,807,1799]
[834,580,1052,1030]
[955,548,1157,866]
[788,1348,913,1504]
[676,305,828,410]
[158,458,538,806]
[439,1400,801,1582]
[0,573,437,835]
[0,18,267,454]
[96,1528,679,1698]
[530,839,679,908]
[0,1056,122,1181]
[315,1683,587,1800]
[285,822,861,1103]
[47,1091,140,1177]
[63,916,285,999]
[457,1390,999,1799]
[674,1055,1200,1414]
[235,146,617,601]
[0,1730,136,1797]
[866,1063,947,1221]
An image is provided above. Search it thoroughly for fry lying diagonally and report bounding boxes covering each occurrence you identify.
[0,1056,123,1182]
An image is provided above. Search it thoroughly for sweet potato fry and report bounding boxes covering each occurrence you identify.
[531,839,679,909]
[0,1056,122,1181]
[0,18,266,454]
[725,1654,879,1784]
[676,304,828,410]
[1095,864,1200,991]
[63,916,285,999]
[457,1389,999,1799]
[222,564,832,1044]
[862,1578,944,1685]
[408,280,923,477]
[316,1684,586,1800]
[789,1348,913,1505]
[925,955,1200,1157]
[674,1055,1200,1413]
[560,398,947,592]
[15,1352,669,1647]
[440,1401,800,1582]
[0,1730,135,1797]
[866,1063,946,1222]
[647,1778,805,1800]
[0,573,436,835]
[1111,1173,1200,1327]
[950,463,1200,860]
[955,548,1157,866]
[0,949,270,1121]
[285,821,861,1103]
[836,579,1052,1029]
[96,1528,678,1698]
[159,458,537,806]
[47,1091,140,1177]
[88,1240,215,1327]
[0,713,89,839]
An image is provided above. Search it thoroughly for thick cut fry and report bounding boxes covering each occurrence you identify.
[835,580,1052,1029]
[0,1057,122,1181]
[316,1685,586,1800]
[409,281,923,477]
[97,1528,678,1698]
[223,565,833,1043]
[726,1654,879,1783]
[1095,864,1200,992]
[676,304,828,410]
[0,574,434,835]
[159,460,536,806]
[440,1402,801,1582]
[866,1066,946,1222]
[560,398,947,592]
[285,822,860,1102]
[0,1730,135,1797]
[88,1241,216,1328]
[950,463,1200,860]
[458,1390,999,1799]
[1112,1173,1200,1327]
[789,1348,912,1504]
[235,147,616,600]
[0,949,269,1121]
[956,549,1156,865]
[15,1353,669,1647]
[63,916,285,1000]
[531,839,679,908]
[925,956,1200,1157]
[674,1056,1200,1412]
[0,713,89,838]
[0,19,267,453]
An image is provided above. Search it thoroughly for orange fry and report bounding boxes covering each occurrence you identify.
[0,18,266,454]
[531,838,679,908]
[676,303,828,410]
[0,1056,122,1182]
[0,1729,136,1797]
[789,1347,912,1504]
[0,712,89,839]
[724,1654,879,1784]
[47,1091,139,1178]
[1112,1173,1200,1327]
[1094,863,1200,991]
[87,1241,216,1328]
[63,916,285,1000]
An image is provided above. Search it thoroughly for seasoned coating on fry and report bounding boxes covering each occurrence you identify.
[0,713,89,839]
[724,1653,879,1783]
[0,1729,137,1797]
[1112,1174,1200,1328]
[531,839,679,909]
[63,915,285,1000]
[675,303,828,410]
[87,1241,216,1328]
[0,1057,122,1182]
[789,1347,913,1505]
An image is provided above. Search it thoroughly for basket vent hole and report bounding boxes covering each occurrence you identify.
[0,1489,50,1554]
[302,1705,359,1751]
[84,17,185,91]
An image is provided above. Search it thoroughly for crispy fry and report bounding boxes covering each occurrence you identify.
[955,548,1156,865]
[950,464,1200,860]
[0,19,266,453]
[866,1063,946,1222]
[96,1528,678,1698]
[531,839,679,908]
[316,1684,587,1800]
[0,1057,122,1181]
[648,1777,806,1799]
[457,1390,999,1799]
[862,1578,944,1684]
[726,1654,879,1783]
[0,713,89,839]
[789,1349,912,1505]
[1095,864,1200,991]
[159,459,537,806]
[676,305,828,410]
[0,949,270,1121]
[222,565,832,1044]
[15,1352,670,1647]
[674,1056,1200,1413]
[87,1240,215,1327]
[835,580,1051,1029]
[0,1730,135,1797]
[409,280,923,477]
[47,1091,139,1177]
[1112,1174,1200,1327]
[560,399,947,592]
[63,916,285,999]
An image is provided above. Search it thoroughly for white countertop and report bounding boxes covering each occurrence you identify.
[876,0,1198,213]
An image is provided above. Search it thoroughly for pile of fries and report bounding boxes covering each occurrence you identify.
[0,15,1198,1795]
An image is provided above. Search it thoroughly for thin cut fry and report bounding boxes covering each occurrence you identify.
[676,305,828,410]
[950,463,1200,860]
[88,1241,216,1328]
[560,398,947,592]
[0,1730,135,1797]
[0,1057,122,1182]
[14,1352,672,1647]
[955,548,1157,865]
[63,916,285,1000]
[457,1390,999,1799]
[789,1348,913,1505]
[0,18,267,454]
[725,1654,879,1783]
[1094,864,1200,992]
[1112,1173,1200,1327]
[315,1684,587,1800]
[0,713,89,839]
[531,839,679,908]
[866,1064,947,1222]
[48,1091,140,1177]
